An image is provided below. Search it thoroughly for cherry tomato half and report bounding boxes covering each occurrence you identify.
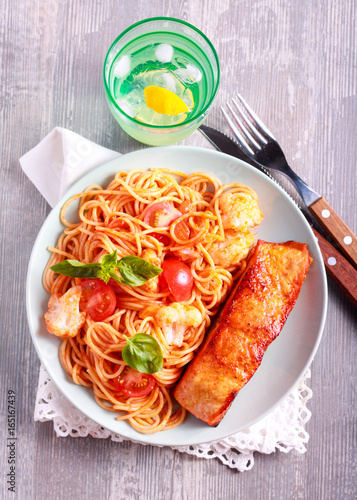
[79,279,116,322]
[142,202,182,227]
[152,232,171,246]
[113,366,155,397]
[108,278,122,295]
[161,259,193,302]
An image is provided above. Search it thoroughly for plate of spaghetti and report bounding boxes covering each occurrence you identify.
[26,146,327,446]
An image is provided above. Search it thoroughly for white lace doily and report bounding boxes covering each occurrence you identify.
[34,365,312,472]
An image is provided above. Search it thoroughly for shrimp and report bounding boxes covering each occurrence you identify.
[208,229,254,267]
[141,249,162,293]
[220,192,263,231]
[44,286,85,338]
[155,303,203,346]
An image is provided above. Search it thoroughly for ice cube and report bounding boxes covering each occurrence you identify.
[113,55,131,78]
[174,64,202,84]
[120,88,147,118]
[126,88,145,108]
[152,72,177,92]
[155,44,174,63]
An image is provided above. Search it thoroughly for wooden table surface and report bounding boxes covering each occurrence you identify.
[1,1,356,498]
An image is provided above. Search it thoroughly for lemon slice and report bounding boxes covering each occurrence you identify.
[144,85,190,116]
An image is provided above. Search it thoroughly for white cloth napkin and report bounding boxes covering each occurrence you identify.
[20,127,313,472]
[21,127,120,207]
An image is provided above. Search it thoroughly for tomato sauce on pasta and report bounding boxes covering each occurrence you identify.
[43,168,262,433]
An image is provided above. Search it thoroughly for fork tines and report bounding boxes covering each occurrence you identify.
[220,93,275,155]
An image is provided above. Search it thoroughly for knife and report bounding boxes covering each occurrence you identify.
[199,124,357,307]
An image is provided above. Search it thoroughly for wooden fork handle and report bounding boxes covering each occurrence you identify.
[312,227,357,307]
[309,197,357,269]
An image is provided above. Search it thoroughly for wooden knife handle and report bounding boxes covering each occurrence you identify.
[309,197,357,269]
[312,227,357,307]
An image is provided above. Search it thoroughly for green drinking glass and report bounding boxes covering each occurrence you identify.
[103,17,220,146]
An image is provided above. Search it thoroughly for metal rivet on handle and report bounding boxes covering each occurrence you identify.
[327,257,336,266]
[322,209,330,218]
[344,235,352,245]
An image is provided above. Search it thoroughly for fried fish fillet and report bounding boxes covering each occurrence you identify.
[174,240,313,426]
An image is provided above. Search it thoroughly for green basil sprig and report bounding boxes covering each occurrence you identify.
[117,255,161,287]
[122,333,163,374]
[50,250,162,287]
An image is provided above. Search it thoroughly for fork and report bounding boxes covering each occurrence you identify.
[221,93,357,269]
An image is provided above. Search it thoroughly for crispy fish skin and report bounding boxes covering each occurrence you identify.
[174,240,313,426]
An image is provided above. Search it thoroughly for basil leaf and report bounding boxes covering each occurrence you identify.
[97,250,118,283]
[50,251,162,288]
[102,251,118,267]
[118,255,162,287]
[50,259,102,278]
[122,333,163,374]
[108,271,125,285]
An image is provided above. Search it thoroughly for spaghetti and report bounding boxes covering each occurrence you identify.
[43,168,263,433]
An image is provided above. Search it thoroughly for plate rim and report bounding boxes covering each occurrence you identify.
[26,145,328,446]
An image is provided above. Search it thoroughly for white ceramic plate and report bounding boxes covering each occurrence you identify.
[26,146,327,446]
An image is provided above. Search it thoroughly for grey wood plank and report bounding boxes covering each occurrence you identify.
[1,0,356,499]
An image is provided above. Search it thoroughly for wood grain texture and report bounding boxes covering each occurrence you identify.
[309,196,357,268]
[312,227,357,307]
[0,0,356,499]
